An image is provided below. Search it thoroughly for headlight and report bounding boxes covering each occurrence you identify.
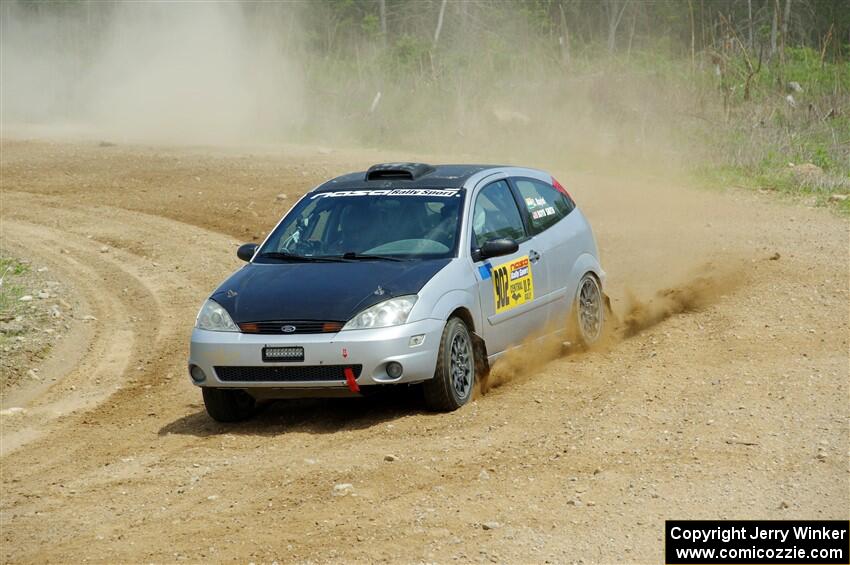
[342,295,417,330]
[195,299,239,332]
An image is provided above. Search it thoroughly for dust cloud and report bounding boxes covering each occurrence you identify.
[1,2,304,144]
[1,1,702,170]
[3,2,746,394]
[620,271,739,337]
[477,264,745,396]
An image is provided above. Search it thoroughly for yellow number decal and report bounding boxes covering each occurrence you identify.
[492,255,534,314]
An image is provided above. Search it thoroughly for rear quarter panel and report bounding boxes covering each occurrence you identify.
[563,207,604,309]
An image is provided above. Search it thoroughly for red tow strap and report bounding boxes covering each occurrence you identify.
[344,367,360,393]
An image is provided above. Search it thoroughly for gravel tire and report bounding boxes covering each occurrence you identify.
[570,273,605,348]
[423,317,475,411]
[202,387,257,422]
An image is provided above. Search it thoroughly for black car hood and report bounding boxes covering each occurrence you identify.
[211,259,450,323]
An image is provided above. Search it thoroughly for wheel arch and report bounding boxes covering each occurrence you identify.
[429,289,480,327]
[567,253,605,303]
[448,305,490,376]
[448,305,475,332]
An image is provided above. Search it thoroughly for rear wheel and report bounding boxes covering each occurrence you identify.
[202,387,256,422]
[571,273,605,348]
[423,317,475,411]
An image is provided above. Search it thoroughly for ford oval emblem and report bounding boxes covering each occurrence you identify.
[281,325,296,333]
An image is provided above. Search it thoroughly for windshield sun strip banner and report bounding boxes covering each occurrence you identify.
[311,188,462,199]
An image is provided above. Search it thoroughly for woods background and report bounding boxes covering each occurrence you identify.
[2,0,848,206]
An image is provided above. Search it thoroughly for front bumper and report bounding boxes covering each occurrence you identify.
[188,318,445,390]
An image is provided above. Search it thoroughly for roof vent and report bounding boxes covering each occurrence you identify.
[365,162,435,181]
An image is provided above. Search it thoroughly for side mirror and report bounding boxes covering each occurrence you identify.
[478,238,519,260]
[237,243,258,262]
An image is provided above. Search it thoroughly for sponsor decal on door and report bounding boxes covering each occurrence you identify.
[492,255,534,314]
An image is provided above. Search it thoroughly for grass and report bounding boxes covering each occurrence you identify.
[295,39,847,218]
[0,257,29,277]
[700,106,850,215]
[0,256,30,322]
[567,46,850,213]
[693,163,850,215]
[685,46,849,212]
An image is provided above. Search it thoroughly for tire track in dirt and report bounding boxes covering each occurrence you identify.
[1,191,240,454]
[1,188,618,561]
[1,191,250,561]
[1,142,847,563]
[2,219,149,449]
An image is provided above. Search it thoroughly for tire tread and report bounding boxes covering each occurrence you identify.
[423,317,471,412]
[202,387,256,422]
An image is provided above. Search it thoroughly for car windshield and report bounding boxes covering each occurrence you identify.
[256,188,465,261]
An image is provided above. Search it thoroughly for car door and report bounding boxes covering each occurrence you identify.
[470,179,551,355]
[511,176,580,326]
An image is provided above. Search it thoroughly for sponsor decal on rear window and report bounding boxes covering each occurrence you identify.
[525,198,546,212]
[531,206,556,220]
[311,188,461,199]
[524,197,546,209]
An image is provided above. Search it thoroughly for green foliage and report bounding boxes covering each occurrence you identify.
[810,143,834,170]
[0,257,30,317]
[264,1,850,212]
[387,34,430,72]
[0,257,29,277]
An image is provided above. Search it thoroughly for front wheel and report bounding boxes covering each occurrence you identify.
[423,317,475,411]
[571,273,605,348]
[202,387,256,422]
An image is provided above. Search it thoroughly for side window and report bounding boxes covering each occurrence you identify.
[514,178,574,233]
[471,180,525,249]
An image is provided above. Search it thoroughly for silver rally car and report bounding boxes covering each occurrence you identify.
[189,163,605,421]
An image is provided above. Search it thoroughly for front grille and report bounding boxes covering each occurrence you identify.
[214,365,362,383]
[238,320,344,334]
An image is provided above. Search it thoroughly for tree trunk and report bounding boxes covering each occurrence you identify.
[432,0,448,49]
[747,0,753,49]
[781,0,791,57]
[558,1,571,67]
[605,0,629,53]
[689,0,696,70]
[769,0,778,58]
[378,0,386,43]
[626,6,638,59]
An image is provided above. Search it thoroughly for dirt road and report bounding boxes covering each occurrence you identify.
[1,139,847,563]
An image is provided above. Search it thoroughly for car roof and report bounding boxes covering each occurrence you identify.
[314,163,504,192]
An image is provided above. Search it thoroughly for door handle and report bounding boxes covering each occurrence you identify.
[529,250,541,263]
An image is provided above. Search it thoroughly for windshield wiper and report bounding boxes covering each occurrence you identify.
[338,252,405,262]
[256,251,345,262]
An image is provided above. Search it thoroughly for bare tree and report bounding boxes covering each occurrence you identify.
[689,0,696,70]
[604,0,629,53]
[559,1,571,67]
[378,0,386,40]
[432,0,448,49]
[770,0,779,58]
[781,0,792,55]
[625,4,638,59]
[747,0,753,49]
